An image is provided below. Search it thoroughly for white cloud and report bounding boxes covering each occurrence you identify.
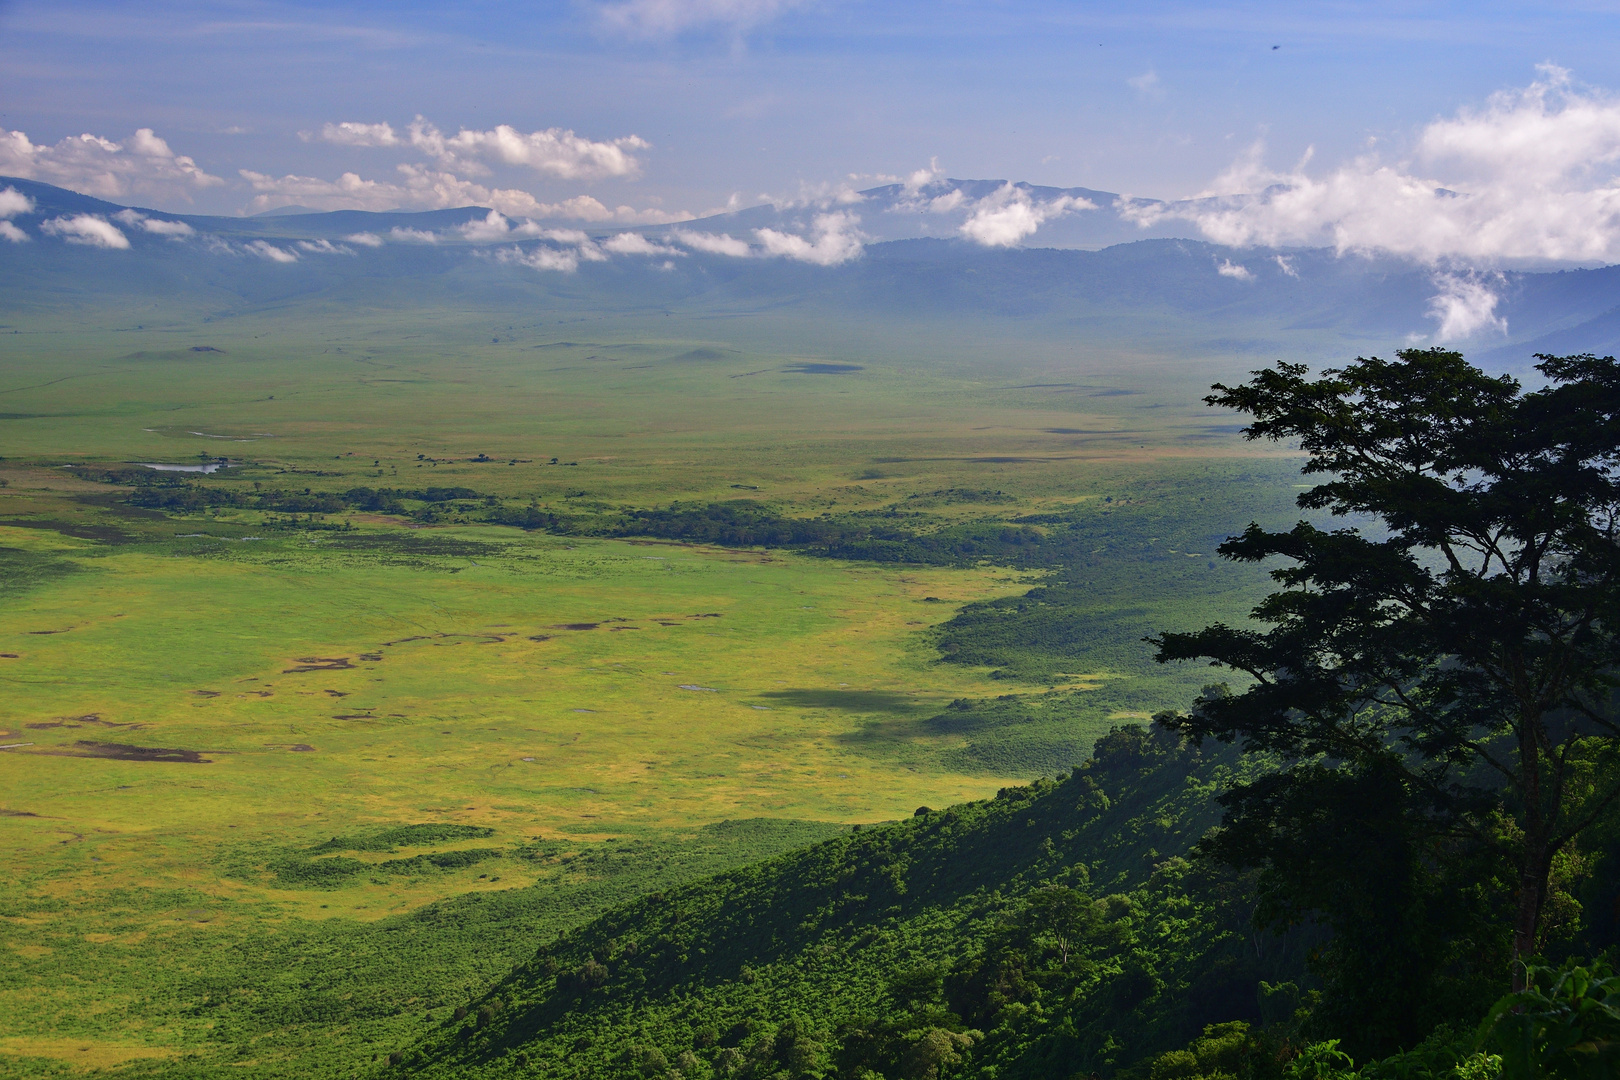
[496,245,580,273]
[389,227,438,243]
[40,214,130,249]
[459,209,516,241]
[755,211,864,265]
[244,240,298,262]
[958,183,1094,247]
[673,229,752,256]
[1120,68,1620,263]
[316,121,400,147]
[0,127,221,201]
[238,163,690,223]
[345,232,385,247]
[140,217,194,236]
[903,158,944,194]
[1274,254,1299,277]
[599,0,808,37]
[1216,258,1254,280]
[113,208,194,236]
[0,221,28,243]
[600,231,682,255]
[407,118,647,180]
[1427,272,1507,339]
[0,187,34,218]
[1128,70,1162,97]
[297,239,354,255]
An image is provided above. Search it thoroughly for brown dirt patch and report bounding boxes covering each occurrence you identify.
[26,715,135,731]
[37,741,214,763]
[551,623,599,631]
[192,690,221,697]
[0,653,19,659]
[528,634,553,642]
[282,657,355,673]
[0,808,40,817]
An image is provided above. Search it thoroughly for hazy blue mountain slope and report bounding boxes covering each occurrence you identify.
[4,177,1620,369]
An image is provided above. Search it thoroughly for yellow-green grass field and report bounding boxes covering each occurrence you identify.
[0,315,1291,1075]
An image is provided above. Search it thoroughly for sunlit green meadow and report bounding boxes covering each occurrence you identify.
[0,313,1285,1074]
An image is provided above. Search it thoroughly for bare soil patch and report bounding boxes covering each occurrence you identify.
[38,741,214,763]
[552,623,599,631]
[26,715,136,731]
[283,657,355,673]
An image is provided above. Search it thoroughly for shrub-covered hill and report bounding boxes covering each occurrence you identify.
[394,727,1312,1080]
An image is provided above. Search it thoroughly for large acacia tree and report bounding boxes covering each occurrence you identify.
[1153,348,1620,1001]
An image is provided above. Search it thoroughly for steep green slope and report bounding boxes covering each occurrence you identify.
[397,727,1311,1080]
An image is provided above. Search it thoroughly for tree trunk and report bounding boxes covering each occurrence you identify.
[1512,864,1542,992]
[1513,719,1544,993]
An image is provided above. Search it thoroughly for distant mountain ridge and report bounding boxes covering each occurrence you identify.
[3,176,1620,368]
[0,175,1192,249]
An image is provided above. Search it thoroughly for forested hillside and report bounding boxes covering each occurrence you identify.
[397,726,1303,1079]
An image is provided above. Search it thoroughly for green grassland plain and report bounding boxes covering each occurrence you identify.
[0,308,1302,1075]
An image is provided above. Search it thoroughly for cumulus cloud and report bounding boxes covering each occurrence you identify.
[673,229,751,256]
[599,0,808,37]
[903,158,944,194]
[40,214,130,249]
[496,245,581,273]
[0,187,35,218]
[600,231,682,255]
[1427,272,1507,339]
[316,121,400,147]
[112,208,194,236]
[0,127,221,201]
[755,211,864,265]
[244,240,298,263]
[1120,67,1620,264]
[297,239,354,255]
[1216,258,1254,280]
[0,222,28,243]
[407,118,647,180]
[239,163,689,222]
[958,183,1094,247]
[1274,254,1299,277]
[389,227,438,243]
[459,209,517,241]
[345,232,385,247]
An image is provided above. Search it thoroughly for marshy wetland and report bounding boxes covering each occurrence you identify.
[0,312,1299,1075]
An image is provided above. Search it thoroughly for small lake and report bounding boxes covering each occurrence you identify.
[135,462,230,474]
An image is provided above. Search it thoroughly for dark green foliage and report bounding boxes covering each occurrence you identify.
[1202,758,1509,1057]
[1478,956,1620,1079]
[396,726,1312,1080]
[311,823,496,853]
[0,544,82,598]
[1154,350,1620,1001]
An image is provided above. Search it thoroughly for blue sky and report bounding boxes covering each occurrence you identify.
[3,1,1620,250]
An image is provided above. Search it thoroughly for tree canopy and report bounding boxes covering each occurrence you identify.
[1153,349,1620,1013]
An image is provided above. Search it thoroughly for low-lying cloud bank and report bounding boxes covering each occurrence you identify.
[1122,67,1620,265]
